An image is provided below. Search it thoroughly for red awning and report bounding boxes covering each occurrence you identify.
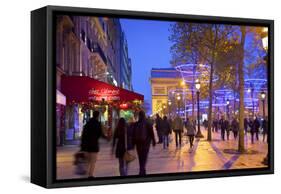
[61,76,144,104]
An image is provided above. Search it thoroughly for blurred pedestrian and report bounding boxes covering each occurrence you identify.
[249,118,255,143]
[203,119,208,130]
[253,116,260,141]
[155,114,163,144]
[231,117,239,140]
[162,116,172,149]
[186,117,196,148]
[112,118,133,176]
[262,117,268,142]
[244,117,249,133]
[173,114,184,148]
[219,115,229,141]
[80,111,104,178]
[212,118,218,132]
[132,110,156,175]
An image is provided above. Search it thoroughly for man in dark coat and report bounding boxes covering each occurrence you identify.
[249,118,255,143]
[155,114,163,143]
[133,110,156,175]
[161,116,172,149]
[80,111,103,178]
[212,118,218,133]
[231,117,239,140]
[244,118,249,133]
[253,116,261,141]
[219,115,229,141]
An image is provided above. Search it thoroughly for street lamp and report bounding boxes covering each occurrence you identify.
[177,95,181,115]
[226,99,230,120]
[180,80,186,87]
[249,83,255,116]
[195,79,204,138]
[168,100,172,117]
[163,104,166,116]
[261,91,266,119]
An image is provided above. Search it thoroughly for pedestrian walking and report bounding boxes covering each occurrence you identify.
[112,118,131,176]
[185,117,196,148]
[80,111,104,178]
[212,118,218,132]
[155,114,163,144]
[173,115,184,148]
[203,119,208,130]
[253,116,261,141]
[219,115,229,141]
[132,110,156,175]
[225,118,231,140]
[162,116,172,149]
[249,118,255,144]
[262,117,268,142]
[231,117,239,140]
[244,118,249,133]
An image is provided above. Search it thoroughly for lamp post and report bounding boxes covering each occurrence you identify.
[261,27,268,165]
[226,99,230,120]
[195,79,204,138]
[261,91,266,119]
[163,104,167,116]
[180,80,187,121]
[168,100,172,117]
[248,83,255,116]
[177,95,181,116]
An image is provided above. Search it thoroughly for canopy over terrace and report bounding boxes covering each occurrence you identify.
[61,76,144,105]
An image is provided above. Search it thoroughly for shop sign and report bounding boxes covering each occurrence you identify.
[88,88,120,101]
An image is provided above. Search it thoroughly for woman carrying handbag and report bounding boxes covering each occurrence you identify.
[112,118,135,176]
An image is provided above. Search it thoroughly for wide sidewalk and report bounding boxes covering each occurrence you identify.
[56,127,268,179]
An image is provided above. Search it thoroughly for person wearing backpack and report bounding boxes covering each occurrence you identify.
[132,110,156,175]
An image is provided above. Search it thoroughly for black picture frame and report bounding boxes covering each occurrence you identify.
[31,5,274,188]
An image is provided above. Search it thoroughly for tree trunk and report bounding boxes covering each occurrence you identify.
[207,63,214,141]
[238,26,246,152]
[207,26,218,141]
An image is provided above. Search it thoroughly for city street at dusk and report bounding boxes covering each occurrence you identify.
[57,128,267,179]
[55,14,269,179]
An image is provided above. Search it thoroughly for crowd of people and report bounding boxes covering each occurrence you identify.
[76,110,268,178]
[203,115,268,143]
[78,110,155,178]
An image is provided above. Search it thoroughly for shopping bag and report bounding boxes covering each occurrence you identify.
[73,152,88,175]
[168,134,173,143]
[123,151,136,163]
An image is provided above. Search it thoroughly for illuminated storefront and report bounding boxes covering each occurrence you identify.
[61,75,143,143]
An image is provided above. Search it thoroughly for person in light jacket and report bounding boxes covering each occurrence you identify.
[185,117,196,148]
[173,115,184,148]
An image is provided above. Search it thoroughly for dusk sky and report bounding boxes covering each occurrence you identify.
[120,19,175,113]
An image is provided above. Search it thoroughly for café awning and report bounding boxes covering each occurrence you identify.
[61,75,144,104]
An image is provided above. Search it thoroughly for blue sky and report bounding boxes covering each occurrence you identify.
[120,19,174,114]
